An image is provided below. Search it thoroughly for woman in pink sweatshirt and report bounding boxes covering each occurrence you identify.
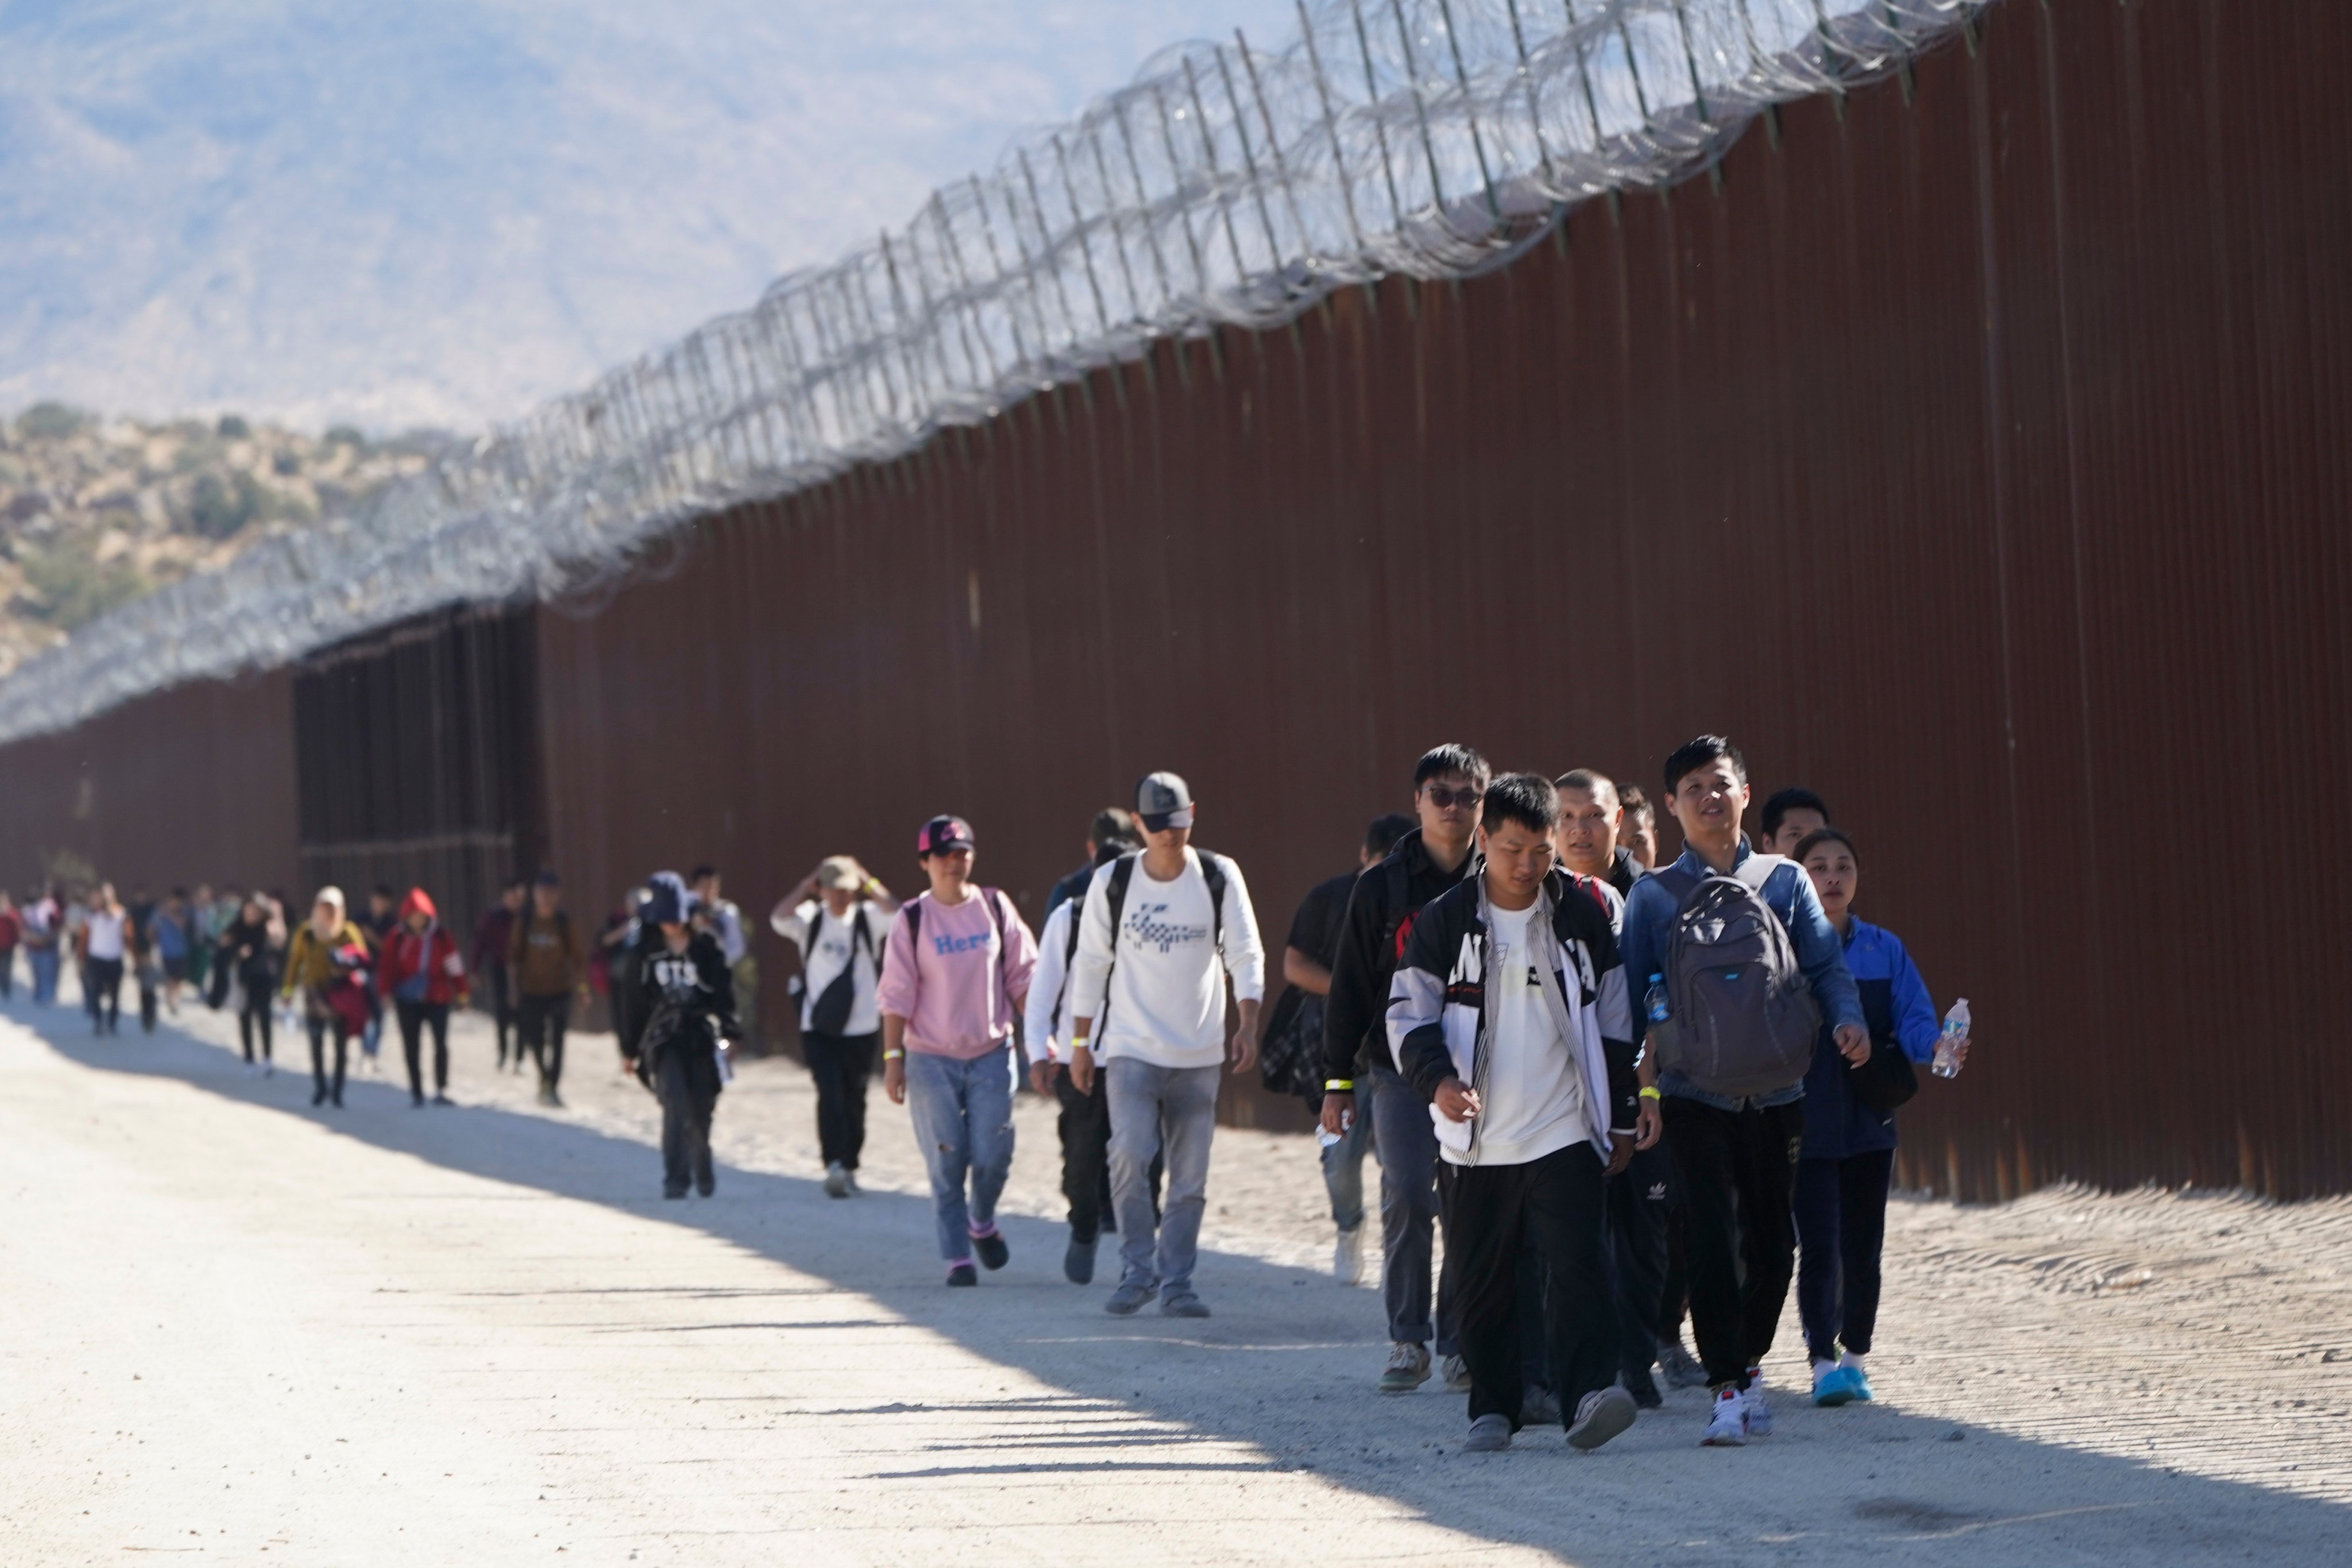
[878,815,1038,1287]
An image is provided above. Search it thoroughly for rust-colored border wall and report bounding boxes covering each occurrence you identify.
[0,1,2343,1189]
[0,667,300,902]
[534,0,2352,1186]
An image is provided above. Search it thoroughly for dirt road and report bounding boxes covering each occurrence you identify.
[0,996,2341,1565]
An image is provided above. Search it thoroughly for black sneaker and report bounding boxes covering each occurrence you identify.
[973,1230,1009,1270]
[947,1262,979,1287]
[696,1175,715,1198]
[662,1185,688,1200]
[1064,1232,1098,1285]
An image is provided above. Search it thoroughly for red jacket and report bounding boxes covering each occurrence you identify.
[377,889,468,1006]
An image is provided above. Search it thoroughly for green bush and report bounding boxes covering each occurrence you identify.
[183,470,280,540]
[14,402,91,441]
[17,536,146,629]
[215,414,252,440]
[325,424,368,450]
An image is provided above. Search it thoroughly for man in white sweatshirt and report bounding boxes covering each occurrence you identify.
[1067,771,1264,1319]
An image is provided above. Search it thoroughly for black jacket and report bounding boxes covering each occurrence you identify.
[1389,870,1640,1143]
[620,929,739,1063]
[1607,845,1644,903]
[1322,827,1474,1083]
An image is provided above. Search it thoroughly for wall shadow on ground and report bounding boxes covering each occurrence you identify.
[20,999,2344,1566]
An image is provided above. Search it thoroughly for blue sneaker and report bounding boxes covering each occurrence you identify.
[1845,1362,1875,1403]
[1812,1364,1860,1407]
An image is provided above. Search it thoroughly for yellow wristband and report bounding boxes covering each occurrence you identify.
[1324,1079,1354,1092]
[883,1049,905,1061]
[1639,1086,1661,1100]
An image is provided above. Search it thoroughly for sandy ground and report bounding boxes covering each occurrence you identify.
[0,985,2343,1566]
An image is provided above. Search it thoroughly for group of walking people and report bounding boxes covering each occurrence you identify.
[748,741,1963,1457]
[8,735,1964,1457]
[1,874,588,1114]
[1289,739,1963,1451]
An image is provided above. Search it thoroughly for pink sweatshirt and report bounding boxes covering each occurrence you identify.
[875,888,1038,1059]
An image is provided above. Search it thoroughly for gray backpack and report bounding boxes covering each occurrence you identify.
[1648,856,1819,1098]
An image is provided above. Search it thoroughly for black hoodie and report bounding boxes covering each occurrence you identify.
[620,928,739,1064]
[1320,827,1475,1084]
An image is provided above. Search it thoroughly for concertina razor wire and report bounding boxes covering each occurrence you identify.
[0,0,1987,744]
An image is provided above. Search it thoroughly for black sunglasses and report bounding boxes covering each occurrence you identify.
[1423,784,1485,809]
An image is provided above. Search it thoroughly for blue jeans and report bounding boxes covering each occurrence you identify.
[30,947,59,1005]
[1106,1058,1221,1299]
[1319,1084,1374,1233]
[1369,1064,1455,1354]
[903,1043,1017,1265]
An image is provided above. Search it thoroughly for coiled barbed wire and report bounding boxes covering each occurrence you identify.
[0,0,1986,743]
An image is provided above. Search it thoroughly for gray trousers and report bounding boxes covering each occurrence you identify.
[1106,1058,1221,1297]
[1369,1063,1457,1354]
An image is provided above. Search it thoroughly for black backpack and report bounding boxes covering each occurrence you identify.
[1088,848,1229,1032]
[804,904,876,1037]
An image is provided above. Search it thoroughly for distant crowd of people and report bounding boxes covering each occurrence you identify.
[3,734,1969,1454]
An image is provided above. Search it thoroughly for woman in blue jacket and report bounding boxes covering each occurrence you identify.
[1791,828,1940,1408]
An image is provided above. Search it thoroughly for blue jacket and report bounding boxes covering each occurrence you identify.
[1801,917,1939,1159]
[1620,840,1864,1111]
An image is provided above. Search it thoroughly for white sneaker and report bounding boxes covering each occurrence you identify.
[823,1161,851,1199]
[1567,1385,1638,1451]
[1701,1388,1749,1447]
[1333,1226,1365,1285]
[1441,1354,1473,1393]
[1741,1369,1773,1436]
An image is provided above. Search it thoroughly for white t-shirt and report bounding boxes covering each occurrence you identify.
[84,910,127,962]
[774,899,886,1037]
[1067,848,1266,1070]
[1474,901,1586,1166]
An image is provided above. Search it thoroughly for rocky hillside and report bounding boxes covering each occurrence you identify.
[0,403,439,675]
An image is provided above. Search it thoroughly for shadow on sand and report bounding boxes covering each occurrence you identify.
[18,997,2343,1565]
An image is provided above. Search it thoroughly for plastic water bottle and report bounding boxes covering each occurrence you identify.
[1933,998,1970,1078]
[1645,973,1671,1026]
[1316,1105,1353,1149]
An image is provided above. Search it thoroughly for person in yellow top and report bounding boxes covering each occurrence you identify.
[281,887,370,1108]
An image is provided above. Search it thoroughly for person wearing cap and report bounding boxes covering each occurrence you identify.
[511,870,585,1107]
[771,856,902,1198]
[620,871,741,1199]
[1066,771,1266,1318]
[877,817,1038,1287]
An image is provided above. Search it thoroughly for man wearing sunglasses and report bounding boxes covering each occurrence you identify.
[1321,743,1489,1395]
[1065,771,1265,1319]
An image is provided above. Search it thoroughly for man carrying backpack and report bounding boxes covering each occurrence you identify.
[1320,744,1487,1393]
[1066,772,1264,1319]
[773,856,901,1198]
[1620,736,1866,1446]
[1025,824,1142,1284]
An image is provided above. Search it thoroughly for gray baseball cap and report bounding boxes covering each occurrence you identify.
[1134,771,1195,831]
